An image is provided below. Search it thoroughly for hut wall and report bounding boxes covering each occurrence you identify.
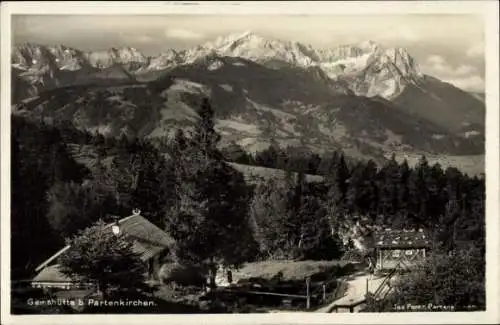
[376,248,427,270]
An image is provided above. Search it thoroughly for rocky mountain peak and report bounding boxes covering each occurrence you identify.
[357,40,382,53]
[12,35,425,100]
[200,31,317,67]
[85,46,148,69]
[12,43,54,69]
[381,47,422,77]
[145,49,182,71]
[207,31,269,50]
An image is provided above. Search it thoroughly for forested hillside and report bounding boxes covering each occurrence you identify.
[12,105,485,280]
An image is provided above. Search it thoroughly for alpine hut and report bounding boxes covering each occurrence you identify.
[373,228,431,271]
[31,210,174,290]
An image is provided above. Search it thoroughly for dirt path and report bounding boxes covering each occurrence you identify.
[315,271,385,313]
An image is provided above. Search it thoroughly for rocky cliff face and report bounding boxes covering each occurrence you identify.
[11,34,424,100]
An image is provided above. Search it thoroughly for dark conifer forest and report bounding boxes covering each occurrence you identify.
[11,101,485,310]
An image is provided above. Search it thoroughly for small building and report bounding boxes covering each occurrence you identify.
[32,211,174,290]
[373,228,431,271]
[31,264,92,290]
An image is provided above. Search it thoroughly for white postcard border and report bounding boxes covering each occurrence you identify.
[1,1,499,324]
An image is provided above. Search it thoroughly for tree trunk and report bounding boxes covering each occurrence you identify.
[208,261,217,289]
[98,282,108,300]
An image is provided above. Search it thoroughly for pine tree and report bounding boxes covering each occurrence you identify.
[377,154,400,225]
[396,159,412,227]
[191,97,221,160]
[255,139,282,168]
[249,178,290,258]
[165,98,257,288]
[408,155,431,227]
[130,141,172,227]
[317,151,339,176]
[307,153,322,175]
[346,160,378,217]
[325,152,350,236]
[345,162,364,214]
[46,181,113,238]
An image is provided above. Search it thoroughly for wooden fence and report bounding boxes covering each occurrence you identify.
[219,275,339,309]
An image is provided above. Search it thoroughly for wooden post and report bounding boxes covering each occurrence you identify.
[306,277,311,309]
[322,283,326,303]
[366,278,369,295]
[380,249,383,270]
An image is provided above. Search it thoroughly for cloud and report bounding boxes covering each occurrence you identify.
[426,55,446,66]
[442,76,485,93]
[454,65,477,75]
[134,35,155,44]
[422,54,484,92]
[378,26,421,43]
[118,33,155,44]
[466,42,484,58]
[164,29,204,40]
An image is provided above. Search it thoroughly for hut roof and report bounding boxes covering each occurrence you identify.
[119,213,175,261]
[32,264,74,283]
[373,228,431,249]
[34,213,174,273]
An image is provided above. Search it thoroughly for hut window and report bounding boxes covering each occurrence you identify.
[392,250,400,257]
[405,250,413,256]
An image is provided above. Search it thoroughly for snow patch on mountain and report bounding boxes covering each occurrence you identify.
[11,34,441,103]
[319,52,373,78]
[85,47,148,69]
[175,32,424,99]
[145,49,181,70]
[201,31,317,67]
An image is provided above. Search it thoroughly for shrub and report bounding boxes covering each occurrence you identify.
[158,263,206,287]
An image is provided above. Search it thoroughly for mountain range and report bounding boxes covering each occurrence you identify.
[11,32,485,170]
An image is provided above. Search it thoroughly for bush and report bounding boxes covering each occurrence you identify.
[363,247,485,312]
[158,263,206,287]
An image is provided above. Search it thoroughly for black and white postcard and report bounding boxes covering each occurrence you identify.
[1,1,499,325]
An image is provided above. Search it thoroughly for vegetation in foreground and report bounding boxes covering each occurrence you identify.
[363,245,485,312]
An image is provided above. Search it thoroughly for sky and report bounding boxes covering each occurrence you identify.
[12,14,486,92]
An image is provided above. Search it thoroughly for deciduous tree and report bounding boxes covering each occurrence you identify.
[58,220,147,298]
